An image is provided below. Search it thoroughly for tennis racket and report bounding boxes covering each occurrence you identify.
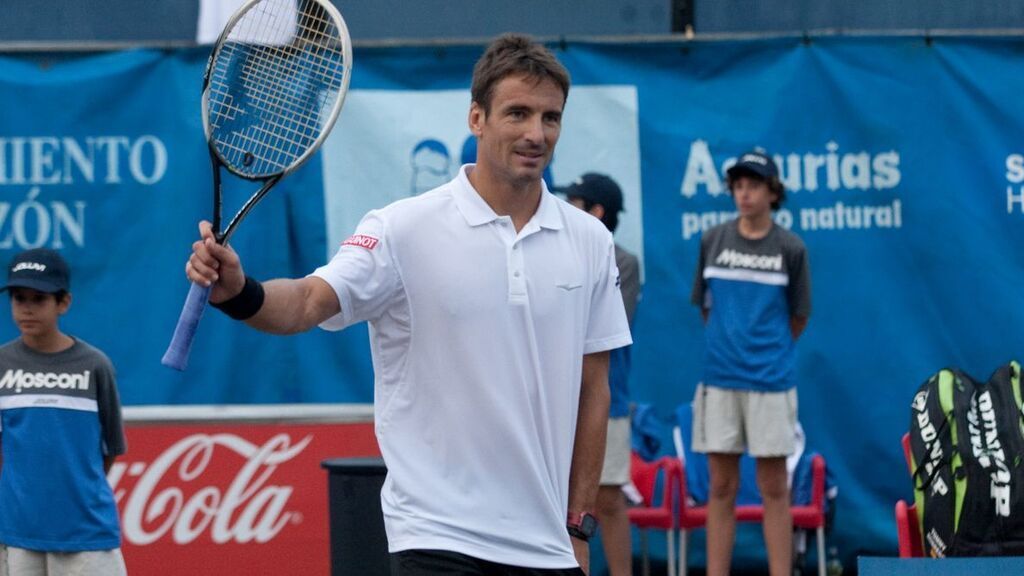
[162,0,352,370]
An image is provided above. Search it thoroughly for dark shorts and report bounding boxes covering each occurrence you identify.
[390,549,585,576]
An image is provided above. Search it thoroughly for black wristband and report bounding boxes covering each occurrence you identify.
[210,275,265,320]
[567,526,590,542]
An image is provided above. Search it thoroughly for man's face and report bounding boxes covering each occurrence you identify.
[730,175,776,219]
[469,74,564,187]
[9,287,67,339]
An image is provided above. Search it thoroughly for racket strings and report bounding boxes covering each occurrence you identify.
[207,0,348,177]
[217,8,338,165]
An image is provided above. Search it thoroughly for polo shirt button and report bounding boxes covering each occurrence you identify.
[513,271,521,277]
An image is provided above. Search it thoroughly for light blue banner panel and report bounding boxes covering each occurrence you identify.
[0,37,1022,565]
[859,556,1024,576]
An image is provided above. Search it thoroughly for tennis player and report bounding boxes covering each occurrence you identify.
[185,34,631,576]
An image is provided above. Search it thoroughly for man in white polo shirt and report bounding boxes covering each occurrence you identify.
[184,33,631,575]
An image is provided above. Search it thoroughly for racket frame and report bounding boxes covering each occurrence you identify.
[162,0,351,370]
[200,0,352,243]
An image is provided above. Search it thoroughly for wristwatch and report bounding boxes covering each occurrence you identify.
[566,511,598,541]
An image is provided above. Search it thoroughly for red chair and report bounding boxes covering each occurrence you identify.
[672,422,828,576]
[895,433,924,557]
[627,452,682,576]
[674,454,707,576]
[895,499,924,558]
[790,454,828,576]
[672,456,827,576]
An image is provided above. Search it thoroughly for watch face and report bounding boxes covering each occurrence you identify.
[567,511,599,540]
[579,513,598,536]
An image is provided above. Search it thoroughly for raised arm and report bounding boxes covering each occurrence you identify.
[186,220,340,334]
[247,277,340,334]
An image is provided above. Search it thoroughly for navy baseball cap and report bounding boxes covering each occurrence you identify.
[557,173,624,214]
[727,150,779,180]
[1,248,71,293]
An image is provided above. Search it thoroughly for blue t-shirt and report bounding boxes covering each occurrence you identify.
[691,220,811,392]
[0,338,126,552]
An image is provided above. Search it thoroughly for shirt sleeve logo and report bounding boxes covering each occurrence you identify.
[342,234,380,250]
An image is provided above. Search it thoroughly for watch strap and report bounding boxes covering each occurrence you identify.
[567,525,591,541]
[566,511,597,541]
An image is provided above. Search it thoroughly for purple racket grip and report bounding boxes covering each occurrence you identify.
[161,282,212,371]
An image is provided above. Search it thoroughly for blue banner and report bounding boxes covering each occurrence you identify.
[0,48,369,405]
[1,37,1023,561]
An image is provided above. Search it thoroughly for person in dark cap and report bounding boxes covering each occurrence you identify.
[563,173,639,576]
[0,248,127,575]
[690,149,811,576]
[562,174,625,235]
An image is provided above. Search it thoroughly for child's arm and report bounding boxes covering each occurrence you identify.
[95,353,127,472]
[790,315,808,340]
[786,239,811,340]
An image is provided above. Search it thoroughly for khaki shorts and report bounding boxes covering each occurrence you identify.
[600,416,631,486]
[691,383,798,458]
[0,545,127,576]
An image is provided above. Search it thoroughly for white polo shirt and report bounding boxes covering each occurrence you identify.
[312,165,632,568]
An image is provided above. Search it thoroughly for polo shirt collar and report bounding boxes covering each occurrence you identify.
[532,182,564,231]
[454,164,564,231]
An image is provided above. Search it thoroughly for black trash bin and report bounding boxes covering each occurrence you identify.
[322,457,389,576]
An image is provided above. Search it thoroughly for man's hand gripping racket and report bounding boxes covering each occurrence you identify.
[162,0,351,370]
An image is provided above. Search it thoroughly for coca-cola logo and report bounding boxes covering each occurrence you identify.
[109,433,312,546]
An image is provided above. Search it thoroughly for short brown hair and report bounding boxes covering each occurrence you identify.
[470,33,570,114]
[727,171,787,211]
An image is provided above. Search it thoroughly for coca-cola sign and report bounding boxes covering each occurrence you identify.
[114,422,379,576]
